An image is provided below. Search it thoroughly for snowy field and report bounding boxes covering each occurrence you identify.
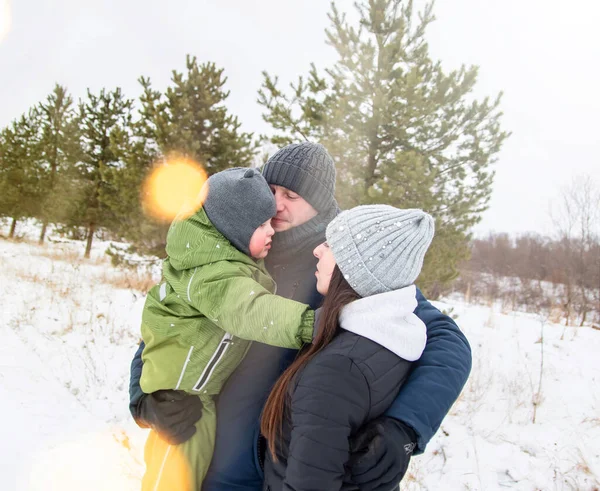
[1,220,599,491]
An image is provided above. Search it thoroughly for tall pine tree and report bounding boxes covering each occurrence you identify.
[72,87,133,258]
[138,55,257,173]
[101,55,261,259]
[101,132,165,257]
[0,111,43,237]
[259,0,509,296]
[36,84,81,243]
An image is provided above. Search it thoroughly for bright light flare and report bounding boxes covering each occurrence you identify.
[0,0,11,43]
[142,159,208,222]
[26,429,143,491]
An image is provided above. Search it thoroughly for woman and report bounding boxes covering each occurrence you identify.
[261,204,435,491]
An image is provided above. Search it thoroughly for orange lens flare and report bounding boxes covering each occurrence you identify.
[142,159,208,222]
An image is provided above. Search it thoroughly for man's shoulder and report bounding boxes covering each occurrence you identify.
[413,288,460,330]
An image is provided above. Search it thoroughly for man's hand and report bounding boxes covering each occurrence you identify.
[136,390,203,445]
[348,416,417,491]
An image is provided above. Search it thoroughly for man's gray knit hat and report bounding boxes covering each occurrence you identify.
[203,167,276,255]
[261,142,336,213]
[326,205,435,297]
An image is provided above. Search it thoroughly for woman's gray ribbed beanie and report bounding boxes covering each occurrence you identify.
[325,205,435,297]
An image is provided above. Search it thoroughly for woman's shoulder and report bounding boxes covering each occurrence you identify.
[294,331,411,408]
[315,330,406,376]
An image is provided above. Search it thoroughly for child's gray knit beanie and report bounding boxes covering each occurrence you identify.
[203,167,276,255]
[325,205,435,297]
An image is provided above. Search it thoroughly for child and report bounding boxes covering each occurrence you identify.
[140,167,315,491]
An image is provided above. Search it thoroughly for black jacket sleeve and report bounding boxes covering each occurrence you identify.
[283,354,370,491]
[129,341,147,424]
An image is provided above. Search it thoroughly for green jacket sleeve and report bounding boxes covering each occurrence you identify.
[185,261,314,349]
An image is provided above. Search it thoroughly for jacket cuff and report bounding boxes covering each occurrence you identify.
[131,394,150,429]
[389,414,425,454]
[300,309,316,344]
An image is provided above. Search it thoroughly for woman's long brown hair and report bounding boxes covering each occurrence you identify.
[260,265,360,461]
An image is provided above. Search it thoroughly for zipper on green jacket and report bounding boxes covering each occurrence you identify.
[193,332,233,392]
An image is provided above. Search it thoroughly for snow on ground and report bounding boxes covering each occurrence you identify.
[408,300,600,490]
[0,221,153,491]
[1,219,599,490]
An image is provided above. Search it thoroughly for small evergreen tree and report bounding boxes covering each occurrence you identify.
[258,0,509,296]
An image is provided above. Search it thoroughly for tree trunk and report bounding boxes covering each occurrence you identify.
[9,218,17,238]
[85,223,95,259]
[39,221,48,244]
[364,33,384,196]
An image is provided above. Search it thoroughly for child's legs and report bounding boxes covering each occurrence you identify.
[142,398,217,491]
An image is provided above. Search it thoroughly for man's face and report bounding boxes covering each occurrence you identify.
[269,184,318,232]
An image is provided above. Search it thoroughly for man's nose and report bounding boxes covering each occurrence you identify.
[275,196,285,211]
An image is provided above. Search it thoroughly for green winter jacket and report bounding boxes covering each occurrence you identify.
[140,208,315,397]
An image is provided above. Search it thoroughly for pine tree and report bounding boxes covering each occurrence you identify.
[258,0,509,296]
[36,84,81,243]
[103,55,261,259]
[138,55,257,173]
[0,111,43,237]
[101,133,167,258]
[71,87,133,258]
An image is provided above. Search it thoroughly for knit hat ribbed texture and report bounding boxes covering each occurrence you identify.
[261,142,336,213]
[203,167,276,255]
[326,205,435,297]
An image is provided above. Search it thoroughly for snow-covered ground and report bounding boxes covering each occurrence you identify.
[1,220,599,491]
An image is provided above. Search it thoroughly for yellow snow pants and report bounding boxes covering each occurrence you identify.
[141,398,216,491]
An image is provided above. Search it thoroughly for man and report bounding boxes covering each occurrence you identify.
[130,142,472,490]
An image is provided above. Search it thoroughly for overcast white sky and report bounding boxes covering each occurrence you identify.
[1,0,599,236]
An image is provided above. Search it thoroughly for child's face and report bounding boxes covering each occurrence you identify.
[249,219,275,259]
[313,242,337,295]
